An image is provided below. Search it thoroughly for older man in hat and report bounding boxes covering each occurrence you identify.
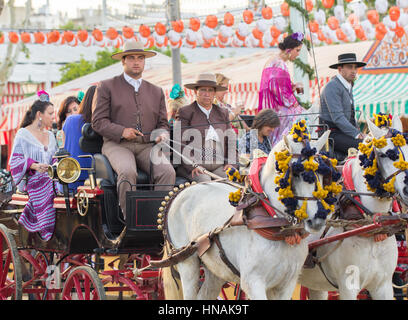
[175,73,237,182]
[319,53,366,157]
[92,40,175,219]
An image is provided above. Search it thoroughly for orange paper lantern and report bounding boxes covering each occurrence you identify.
[92,29,103,42]
[171,20,184,33]
[348,13,359,27]
[122,26,134,39]
[243,9,254,24]
[190,18,201,31]
[394,25,405,38]
[205,15,218,29]
[63,30,75,43]
[8,31,19,44]
[252,28,263,40]
[20,32,31,43]
[309,21,319,33]
[322,0,334,9]
[155,22,167,36]
[224,12,234,26]
[281,2,290,17]
[317,30,325,41]
[376,31,385,40]
[375,23,387,35]
[367,10,380,25]
[77,29,89,42]
[389,6,401,22]
[34,32,45,44]
[354,26,366,40]
[270,26,281,38]
[0,33,4,44]
[139,24,151,38]
[327,16,339,30]
[335,28,346,41]
[262,6,273,20]
[305,0,313,12]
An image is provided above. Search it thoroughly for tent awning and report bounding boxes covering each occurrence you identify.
[354,73,408,121]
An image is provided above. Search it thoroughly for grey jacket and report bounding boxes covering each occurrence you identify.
[319,76,359,138]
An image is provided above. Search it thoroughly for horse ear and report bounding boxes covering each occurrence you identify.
[391,115,403,132]
[310,130,330,152]
[367,118,383,139]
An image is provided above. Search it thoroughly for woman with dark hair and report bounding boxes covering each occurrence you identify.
[62,85,97,192]
[258,32,305,147]
[56,95,80,147]
[238,109,280,158]
[9,95,58,240]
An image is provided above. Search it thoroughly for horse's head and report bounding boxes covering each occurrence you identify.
[363,115,408,204]
[263,121,341,233]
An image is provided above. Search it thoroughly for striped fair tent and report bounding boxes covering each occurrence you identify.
[354,73,408,122]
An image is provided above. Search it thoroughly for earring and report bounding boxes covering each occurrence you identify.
[38,117,42,129]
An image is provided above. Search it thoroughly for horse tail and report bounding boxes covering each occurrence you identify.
[161,241,183,300]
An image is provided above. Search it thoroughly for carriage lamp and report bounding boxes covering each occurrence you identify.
[54,157,81,184]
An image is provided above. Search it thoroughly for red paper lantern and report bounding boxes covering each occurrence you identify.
[327,16,339,30]
[34,32,45,44]
[270,26,281,38]
[139,24,151,38]
[171,20,184,33]
[20,32,31,43]
[317,30,325,41]
[305,0,313,12]
[122,26,134,39]
[8,31,19,44]
[190,18,201,31]
[309,21,319,33]
[77,29,89,42]
[335,28,346,41]
[92,29,103,42]
[155,22,166,36]
[322,0,334,9]
[375,23,387,35]
[252,28,263,40]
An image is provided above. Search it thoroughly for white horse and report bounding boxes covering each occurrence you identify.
[299,116,408,300]
[161,130,331,300]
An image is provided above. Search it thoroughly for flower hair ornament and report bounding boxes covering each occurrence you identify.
[37,90,50,102]
[374,113,392,128]
[169,83,185,100]
[291,32,304,42]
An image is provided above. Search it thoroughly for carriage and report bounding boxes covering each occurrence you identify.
[1,115,408,300]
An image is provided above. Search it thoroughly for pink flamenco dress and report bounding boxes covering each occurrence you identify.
[258,58,304,147]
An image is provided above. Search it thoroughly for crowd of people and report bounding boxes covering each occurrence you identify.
[7,32,365,240]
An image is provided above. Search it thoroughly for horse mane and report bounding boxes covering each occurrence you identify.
[261,139,287,183]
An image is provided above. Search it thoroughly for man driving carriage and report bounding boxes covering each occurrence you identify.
[92,40,176,219]
[319,53,366,158]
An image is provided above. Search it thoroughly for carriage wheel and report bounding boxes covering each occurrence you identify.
[0,224,22,300]
[62,266,106,300]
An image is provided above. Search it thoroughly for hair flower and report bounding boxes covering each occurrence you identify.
[169,83,185,100]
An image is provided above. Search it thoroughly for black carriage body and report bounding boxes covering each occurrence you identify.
[12,188,165,255]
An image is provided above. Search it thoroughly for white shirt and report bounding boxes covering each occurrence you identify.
[197,103,220,142]
[124,72,142,92]
[336,74,352,93]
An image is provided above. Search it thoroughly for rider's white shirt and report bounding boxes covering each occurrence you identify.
[197,103,220,142]
[124,72,142,92]
[336,74,352,95]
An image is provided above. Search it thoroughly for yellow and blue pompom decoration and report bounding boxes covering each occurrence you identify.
[228,189,242,207]
[374,113,392,128]
[226,167,243,183]
[289,119,310,142]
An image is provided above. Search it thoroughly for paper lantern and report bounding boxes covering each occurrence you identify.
[243,9,254,24]
[77,29,88,42]
[274,16,287,31]
[398,0,408,9]
[334,5,345,22]
[375,0,388,14]
[348,14,359,27]
[354,25,366,40]
[376,31,385,40]
[92,29,103,42]
[224,12,234,26]
[270,26,281,38]
[262,6,273,19]
[155,22,166,36]
[335,28,347,41]
[322,0,334,9]
[219,25,233,38]
[252,28,263,40]
[389,6,401,22]
[8,31,19,44]
[0,33,4,44]
[327,16,339,30]
[122,26,134,39]
[315,10,326,25]
[154,32,168,47]
[256,19,269,33]
[236,22,250,40]
[34,31,46,44]
[20,32,31,43]
[394,25,405,37]
[281,2,290,17]
[375,22,387,35]
[205,15,218,29]
[63,30,74,43]
[190,18,201,32]
[139,24,151,38]
[309,21,319,33]
[201,25,216,41]
[367,10,380,25]
[305,0,313,13]
[317,29,326,41]
[171,20,184,33]
[47,30,60,43]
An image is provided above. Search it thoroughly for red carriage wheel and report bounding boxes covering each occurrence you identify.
[0,224,22,300]
[62,266,106,300]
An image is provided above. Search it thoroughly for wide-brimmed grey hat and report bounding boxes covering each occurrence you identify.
[329,53,366,69]
[184,73,228,91]
[111,39,157,60]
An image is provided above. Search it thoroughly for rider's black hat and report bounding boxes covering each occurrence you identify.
[329,53,366,69]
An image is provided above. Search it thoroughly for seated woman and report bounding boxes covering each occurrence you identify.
[9,95,58,241]
[62,85,97,193]
[56,95,80,148]
[238,109,280,159]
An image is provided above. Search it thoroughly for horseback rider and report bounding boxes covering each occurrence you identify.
[319,53,366,158]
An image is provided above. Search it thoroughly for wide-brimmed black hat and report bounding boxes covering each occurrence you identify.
[329,53,366,69]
